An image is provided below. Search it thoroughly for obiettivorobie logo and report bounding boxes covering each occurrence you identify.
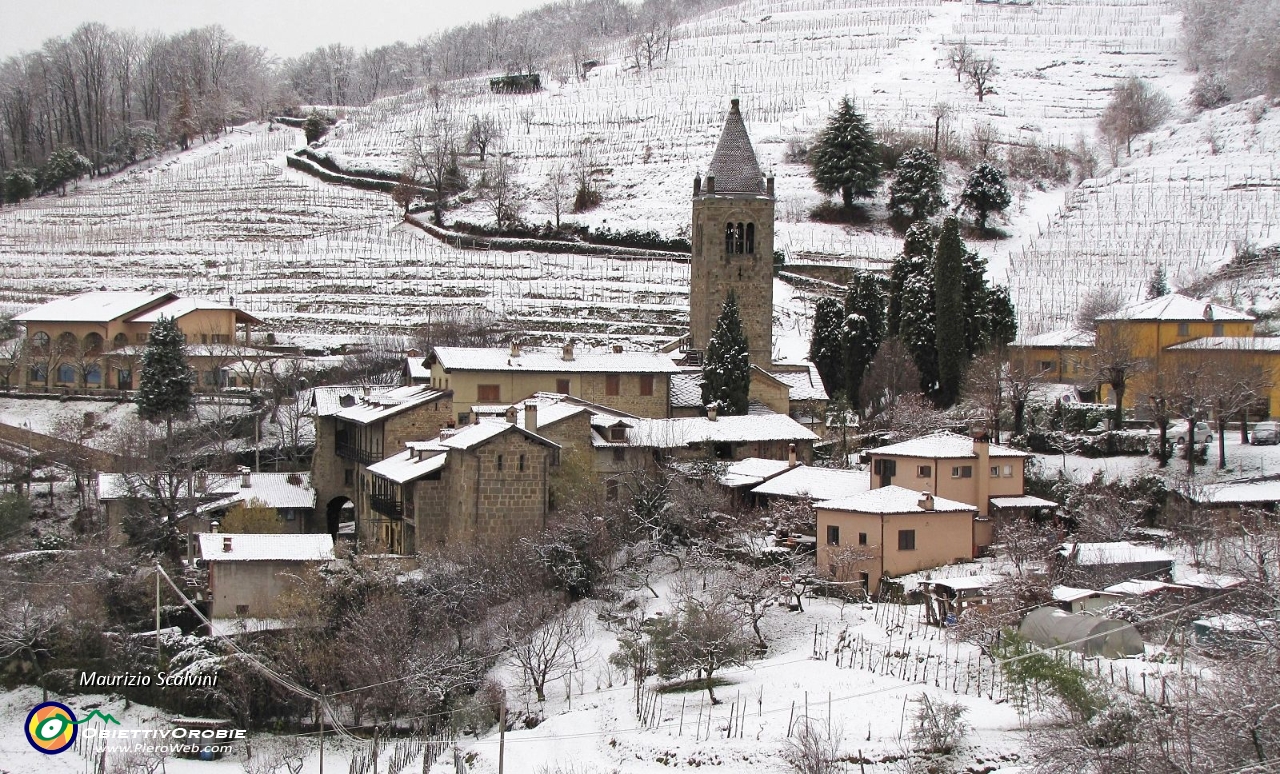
[24,702,121,754]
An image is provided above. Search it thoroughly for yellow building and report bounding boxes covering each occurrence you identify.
[13,291,263,391]
[1165,336,1280,417]
[1008,327,1096,391]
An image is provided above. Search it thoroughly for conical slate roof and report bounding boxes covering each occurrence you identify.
[707,99,764,194]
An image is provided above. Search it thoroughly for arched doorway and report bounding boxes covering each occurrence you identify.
[325,496,354,536]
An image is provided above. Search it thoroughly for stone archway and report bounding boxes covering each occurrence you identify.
[326,496,354,536]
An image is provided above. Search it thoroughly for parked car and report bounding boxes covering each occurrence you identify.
[1251,421,1280,445]
[1173,421,1213,445]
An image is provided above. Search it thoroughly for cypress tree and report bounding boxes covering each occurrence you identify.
[962,248,990,356]
[841,271,886,408]
[808,296,846,399]
[136,315,195,437]
[808,96,882,208]
[701,292,751,416]
[900,273,938,397]
[934,217,966,406]
[887,222,934,336]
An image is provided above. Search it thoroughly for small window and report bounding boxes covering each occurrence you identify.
[639,374,654,397]
[951,465,973,479]
[1038,360,1054,372]
[858,532,868,546]
[344,469,354,486]
[518,454,525,472]
[826,525,840,546]
[1177,322,1190,336]
[610,425,627,442]
[497,454,504,471]
[605,479,619,502]
[990,466,1000,477]
[556,378,571,394]
[136,332,147,342]
[85,366,101,385]
[735,222,745,254]
[478,384,500,402]
[1002,464,1013,477]
[457,412,471,425]
[606,374,620,396]
[724,223,735,255]
[612,447,626,462]
[898,529,916,551]
[917,465,931,478]
[1213,323,1224,337]
[212,334,229,344]
[201,333,208,344]
[745,222,755,254]
[235,604,250,616]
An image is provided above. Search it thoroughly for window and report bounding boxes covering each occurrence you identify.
[1039,360,1055,372]
[556,378,571,394]
[1213,323,1224,337]
[497,454,504,471]
[605,374,620,396]
[735,222,745,254]
[610,425,627,442]
[639,374,654,396]
[612,447,626,463]
[917,465,931,478]
[83,333,103,354]
[85,365,101,385]
[605,479,619,502]
[858,532,868,546]
[457,412,471,425]
[28,364,46,383]
[990,466,1000,477]
[201,334,208,344]
[1177,322,1190,336]
[745,222,755,254]
[898,529,916,551]
[204,370,218,387]
[235,604,250,616]
[1002,464,1013,477]
[30,331,49,353]
[951,465,973,479]
[518,454,525,472]
[344,469,354,486]
[212,334,229,344]
[477,384,500,402]
[826,525,840,546]
[136,332,147,342]
[57,364,75,383]
[724,223,735,255]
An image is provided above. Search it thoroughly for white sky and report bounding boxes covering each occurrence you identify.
[0,0,559,59]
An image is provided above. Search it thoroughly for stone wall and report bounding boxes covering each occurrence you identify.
[690,193,775,365]
[444,430,551,546]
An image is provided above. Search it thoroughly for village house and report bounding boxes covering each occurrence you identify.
[816,486,978,596]
[1008,327,1097,395]
[310,384,454,536]
[362,420,559,554]
[196,532,334,620]
[1056,541,1175,588]
[669,364,829,427]
[420,342,679,420]
[97,469,316,544]
[12,291,265,392]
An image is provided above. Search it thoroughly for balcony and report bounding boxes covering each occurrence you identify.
[370,495,403,519]
[335,441,378,466]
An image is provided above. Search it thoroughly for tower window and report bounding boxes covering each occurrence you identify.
[725,223,735,255]
[746,223,755,254]
[735,222,745,254]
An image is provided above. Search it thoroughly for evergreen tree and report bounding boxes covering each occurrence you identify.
[3,169,37,204]
[986,285,1019,348]
[899,273,938,397]
[959,163,1012,230]
[887,222,935,336]
[841,272,886,408]
[136,315,195,436]
[808,96,882,208]
[303,111,329,144]
[1146,265,1170,299]
[40,148,92,195]
[888,148,946,221]
[701,292,751,416]
[961,248,990,356]
[934,217,966,407]
[808,296,846,399]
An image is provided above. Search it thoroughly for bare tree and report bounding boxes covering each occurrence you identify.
[466,113,501,162]
[1006,349,1047,437]
[966,57,998,103]
[931,101,951,154]
[503,595,587,703]
[541,162,572,230]
[963,349,1006,437]
[786,717,843,774]
[0,335,26,391]
[481,152,524,232]
[406,98,462,224]
[946,41,974,84]
[1204,346,1271,469]
[859,336,921,425]
[1098,76,1174,158]
[1091,321,1145,431]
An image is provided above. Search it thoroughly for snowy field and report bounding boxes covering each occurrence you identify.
[0,0,1260,342]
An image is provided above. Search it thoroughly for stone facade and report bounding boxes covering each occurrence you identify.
[690,192,775,366]
[426,365,671,419]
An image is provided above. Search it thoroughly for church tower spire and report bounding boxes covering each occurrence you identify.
[690,98,775,366]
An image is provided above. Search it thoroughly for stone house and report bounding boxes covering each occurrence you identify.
[12,291,265,392]
[816,487,978,596]
[421,342,679,420]
[196,533,334,620]
[362,420,560,554]
[669,364,828,427]
[310,384,453,536]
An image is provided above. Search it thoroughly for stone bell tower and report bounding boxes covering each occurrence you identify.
[690,98,775,366]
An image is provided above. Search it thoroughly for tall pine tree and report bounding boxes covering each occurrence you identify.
[808,296,846,399]
[887,222,934,336]
[136,315,195,437]
[962,248,991,356]
[841,271,886,408]
[934,217,966,407]
[888,148,946,221]
[701,292,751,416]
[808,97,882,208]
[986,285,1018,349]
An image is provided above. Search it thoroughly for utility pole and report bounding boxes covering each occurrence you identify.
[318,685,325,774]
[498,702,506,774]
[155,565,162,671]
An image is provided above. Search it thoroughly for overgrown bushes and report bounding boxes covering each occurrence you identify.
[1021,430,1152,457]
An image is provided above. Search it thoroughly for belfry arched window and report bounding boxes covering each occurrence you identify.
[746,223,755,254]
[724,223,735,255]
[735,223,745,254]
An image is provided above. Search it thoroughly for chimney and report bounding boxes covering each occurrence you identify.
[973,428,990,517]
[612,343,623,353]
[1203,303,1214,321]
[766,175,775,197]
[239,466,251,489]
[439,428,457,440]
[510,340,521,357]
[195,470,208,493]
[562,339,575,361]
[706,175,715,195]
[505,406,518,424]
[787,443,797,467]
[694,174,702,196]
[707,404,718,422]
[918,491,935,511]
[222,536,233,553]
[525,402,538,432]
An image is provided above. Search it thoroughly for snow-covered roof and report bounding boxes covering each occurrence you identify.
[1193,614,1275,633]
[473,400,591,430]
[705,98,765,194]
[397,420,560,456]
[1014,328,1096,348]
[1167,336,1280,352]
[198,533,334,562]
[333,385,448,425]
[925,574,1007,592]
[751,466,869,501]
[431,346,680,374]
[670,373,704,408]
[1176,572,1245,590]
[1059,541,1174,566]
[367,448,447,484]
[127,296,262,325]
[405,357,431,380]
[718,457,793,488]
[1051,585,1120,603]
[308,385,397,417]
[768,363,830,402]
[1097,293,1253,323]
[990,495,1059,509]
[1104,580,1187,596]
[13,291,173,323]
[98,471,315,509]
[819,485,975,515]
[1198,481,1280,505]
[870,431,1029,459]
[608,414,818,448]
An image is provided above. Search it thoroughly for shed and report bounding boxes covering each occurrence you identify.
[1019,606,1144,658]
[1051,585,1123,614]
